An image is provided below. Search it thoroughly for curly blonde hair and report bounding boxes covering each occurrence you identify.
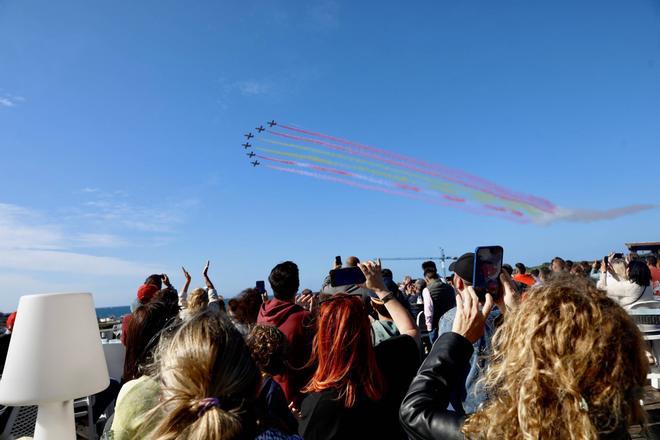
[462,274,647,439]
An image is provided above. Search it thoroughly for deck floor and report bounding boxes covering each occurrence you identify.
[631,386,660,439]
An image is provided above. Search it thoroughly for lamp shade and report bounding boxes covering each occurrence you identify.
[0,292,109,405]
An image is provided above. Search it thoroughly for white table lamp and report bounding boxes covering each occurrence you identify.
[0,292,109,439]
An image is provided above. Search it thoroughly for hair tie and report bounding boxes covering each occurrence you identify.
[197,397,221,417]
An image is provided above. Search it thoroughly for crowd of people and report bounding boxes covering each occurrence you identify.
[1,251,660,439]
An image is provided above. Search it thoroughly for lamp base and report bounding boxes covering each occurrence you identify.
[34,400,75,440]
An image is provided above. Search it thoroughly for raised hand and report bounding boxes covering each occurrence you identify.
[182,266,191,283]
[358,260,387,293]
[452,286,494,344]
[202,260,215,290]
[496,271,518,315]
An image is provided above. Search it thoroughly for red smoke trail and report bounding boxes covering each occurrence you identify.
[267,129,550,214]
[263,164,530,223]
[276,124,555,212]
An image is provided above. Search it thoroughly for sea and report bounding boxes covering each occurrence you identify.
[96,305,131,319]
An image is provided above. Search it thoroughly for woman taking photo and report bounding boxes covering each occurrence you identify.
[598,256,653,309]
[298,260,420,440]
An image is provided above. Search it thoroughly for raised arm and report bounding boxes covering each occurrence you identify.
[597,256,609,289]
[179,266,191,308]
[202,260,215,290]
[202,260,220,305]
[360,260,420,345]
[399,287,493,440]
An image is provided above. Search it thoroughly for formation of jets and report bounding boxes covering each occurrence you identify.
[241,120,276,168]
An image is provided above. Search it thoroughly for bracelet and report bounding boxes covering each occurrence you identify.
[380,292,395,304]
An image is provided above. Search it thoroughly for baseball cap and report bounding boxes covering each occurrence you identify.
[449,252,474,284]
[137,283,160,304]
[422,261,437,272]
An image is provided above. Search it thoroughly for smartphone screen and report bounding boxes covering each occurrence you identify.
[473,246,503,301]
[255,280,266,294]
[335,255,342,266]
[329,267,366,287]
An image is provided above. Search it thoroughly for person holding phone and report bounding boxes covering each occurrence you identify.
[400,274,647,439]
[435,251,517,414]
[298,261,420,440]
[597,254,653,309]
[321,256,371,300]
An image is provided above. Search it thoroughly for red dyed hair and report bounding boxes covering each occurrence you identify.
[303,294,385,408]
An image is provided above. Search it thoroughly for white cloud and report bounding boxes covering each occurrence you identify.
[67,189,195,234]
[306,0,340,29]
[235,80,271,96]
[0,202,163,310]
[0,202,157,272]
[0,95,25,108]
[0,203,126,250]
[0,249,156,276]
[215,78,274,110]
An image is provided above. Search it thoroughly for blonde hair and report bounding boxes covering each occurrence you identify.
[462,274,647,439]
[141,309,259,439]
[186,288,209,315]
[610,259,628,280]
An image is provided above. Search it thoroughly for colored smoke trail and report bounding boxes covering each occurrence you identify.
[260,156,531,223]
[248,121,656,224]
[276,124,556,212]
[264,164,530,222]
[256,147,413,183]
[268,129,548,215]
[258,138,542,216]
[256,154,418,192]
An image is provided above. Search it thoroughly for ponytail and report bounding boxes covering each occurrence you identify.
[139,310,259,439]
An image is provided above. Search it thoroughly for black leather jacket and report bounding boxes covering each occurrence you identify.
[400,333,633,440]
[399,332,472,440]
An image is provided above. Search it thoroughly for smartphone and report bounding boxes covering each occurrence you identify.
[473,246,503,301]
[335,255,342,267]
[612,253,624,260]
[329,267,366,287]
[604,255,609,266]
[255,280,266,294]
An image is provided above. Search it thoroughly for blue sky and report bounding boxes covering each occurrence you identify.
[0,0,658,310]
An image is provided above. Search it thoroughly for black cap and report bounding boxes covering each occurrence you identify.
[449,252,474,284]
[422,260,437,272]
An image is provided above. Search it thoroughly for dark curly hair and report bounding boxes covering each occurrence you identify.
[233,288,263,325]
[246,325,288,376]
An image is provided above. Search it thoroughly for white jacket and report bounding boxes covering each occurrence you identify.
[598,272,653,309]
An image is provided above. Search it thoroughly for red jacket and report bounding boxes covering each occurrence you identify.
[257,298,314,404]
